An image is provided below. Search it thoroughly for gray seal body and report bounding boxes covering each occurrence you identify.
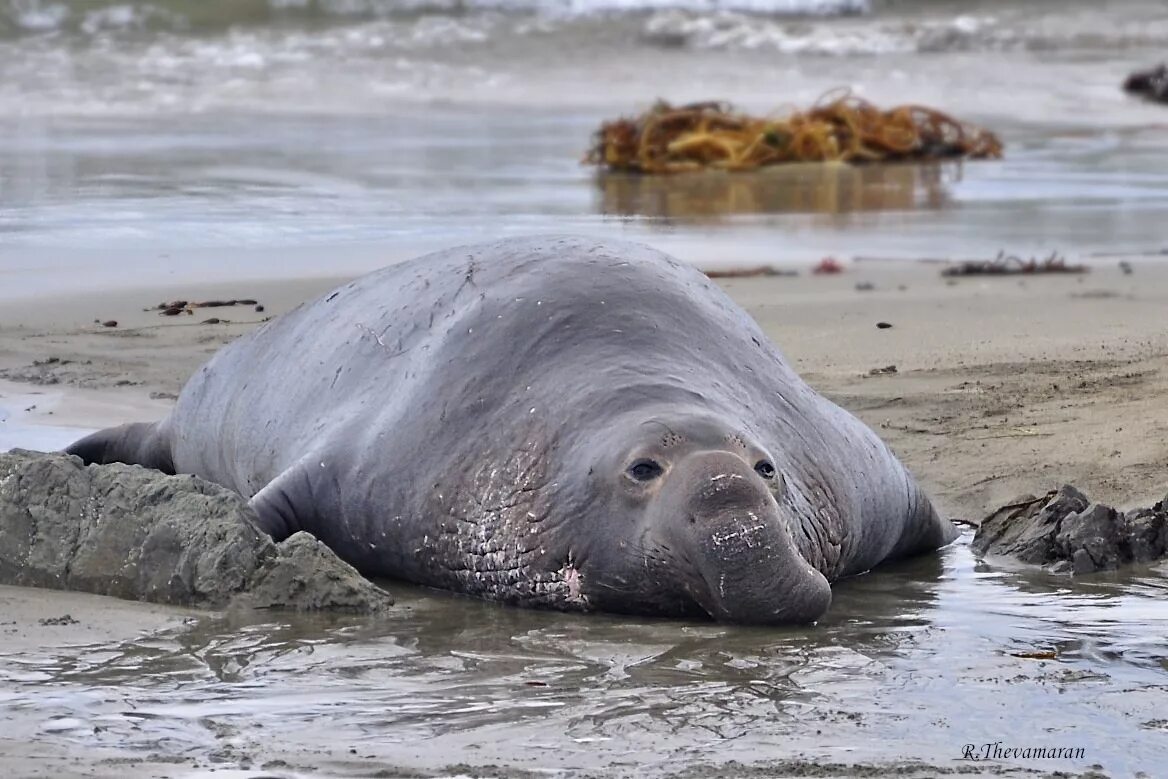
[68,236,956,624]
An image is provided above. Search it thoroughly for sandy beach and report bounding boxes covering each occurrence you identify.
[4,257,1166,518]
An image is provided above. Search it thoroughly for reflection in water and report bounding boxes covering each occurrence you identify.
[1,534,1166,776]
[595,162,958,220]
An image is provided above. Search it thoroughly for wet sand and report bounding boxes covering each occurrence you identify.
[2,258,1167,777]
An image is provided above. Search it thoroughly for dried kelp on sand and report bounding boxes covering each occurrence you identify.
[586,92,1003,175]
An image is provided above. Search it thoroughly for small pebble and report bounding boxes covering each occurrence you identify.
[101,320,118,328]
[255,304,265,312]
[876,321,893,329]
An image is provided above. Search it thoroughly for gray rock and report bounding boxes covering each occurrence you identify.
[0,450,392,612]
[244,531,393,611]
[973,485,1168,574]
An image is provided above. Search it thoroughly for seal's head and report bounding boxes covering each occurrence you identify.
[569,410,833,625]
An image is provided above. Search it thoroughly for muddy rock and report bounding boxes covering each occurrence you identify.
[973,485,1168,573]
[0,450,392,612]
[245,531,393,611]
[1123,63,1168,104]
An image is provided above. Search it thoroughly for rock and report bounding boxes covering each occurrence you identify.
[973,485,1168,574]
[245,531,391,611]
[1123,63,1168,104]
[0,451,392,612]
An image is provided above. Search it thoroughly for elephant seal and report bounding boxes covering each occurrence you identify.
[67,236,956,624]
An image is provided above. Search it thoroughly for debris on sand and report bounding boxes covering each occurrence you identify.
[1010,650,1058,660]
[1123,63,1168,104]
[585,92,1003,174]
[941,251,1088,277]
[813,257,844,275]
[868,365,898,376]
[973,485,1168,574]
[704,266,798,279]
[152,299,261,317]
[0,451,393,612]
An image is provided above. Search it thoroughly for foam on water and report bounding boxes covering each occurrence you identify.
[2,0,1167,120]
[0,0,868,37]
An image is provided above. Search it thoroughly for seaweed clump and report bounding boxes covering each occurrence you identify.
[586,91,1003,174]
[941,251,1087,277]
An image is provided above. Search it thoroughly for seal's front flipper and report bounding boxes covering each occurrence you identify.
[65,422,175,474]
[248,462,319,542]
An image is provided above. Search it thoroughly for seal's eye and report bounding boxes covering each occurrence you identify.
[628,459,664,482]
[754,460,776,479]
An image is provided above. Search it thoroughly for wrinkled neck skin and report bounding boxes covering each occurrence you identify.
[548,403,839,625]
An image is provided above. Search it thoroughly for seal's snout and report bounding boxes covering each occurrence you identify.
[661,451,832,625]
[683,450,772,513]
[695,468,760,509]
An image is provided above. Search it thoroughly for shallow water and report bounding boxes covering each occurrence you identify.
[4,108,1168,300]
[2,532,1165,776]
[4,1,1168,299]
[0,381,169,452]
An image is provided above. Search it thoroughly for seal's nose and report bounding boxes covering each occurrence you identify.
[687,451,770,512]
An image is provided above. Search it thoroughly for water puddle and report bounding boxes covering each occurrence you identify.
[0,387,94,453]
[2,532,1164,776]
[0,380,175,453]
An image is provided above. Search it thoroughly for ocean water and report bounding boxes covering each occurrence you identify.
[2,0,1168,295]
